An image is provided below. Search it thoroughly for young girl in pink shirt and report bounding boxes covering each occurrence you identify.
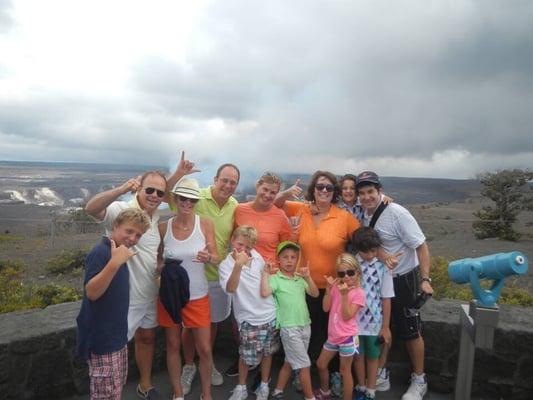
[314,253,366,400]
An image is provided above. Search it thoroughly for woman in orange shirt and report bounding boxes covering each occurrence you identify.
[275,170,360,363]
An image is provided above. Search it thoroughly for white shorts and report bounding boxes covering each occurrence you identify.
[127,300,158,341]
[208,280,231,323]
[280,325,311,370]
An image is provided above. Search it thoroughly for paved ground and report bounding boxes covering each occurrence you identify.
[67,350,452,400]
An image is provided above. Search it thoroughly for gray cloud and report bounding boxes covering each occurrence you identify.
[1,0,533,178]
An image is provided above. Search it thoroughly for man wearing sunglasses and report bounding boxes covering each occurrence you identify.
[355,171,433,400]
[85,170,167,400]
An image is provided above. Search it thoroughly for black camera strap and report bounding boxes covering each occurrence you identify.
[369,201,388,228]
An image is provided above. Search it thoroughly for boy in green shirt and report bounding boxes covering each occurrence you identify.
[261,241,319,400]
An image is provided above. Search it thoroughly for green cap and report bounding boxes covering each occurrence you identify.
[276,240,300,256]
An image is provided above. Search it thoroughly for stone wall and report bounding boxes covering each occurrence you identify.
[0,299,532,399]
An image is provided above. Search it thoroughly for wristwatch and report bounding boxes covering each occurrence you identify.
[421,277,432,284]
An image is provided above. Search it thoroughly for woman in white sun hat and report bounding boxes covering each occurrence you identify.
[157,177,219,400]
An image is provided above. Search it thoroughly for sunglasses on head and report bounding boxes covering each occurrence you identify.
[144,187,165,198]
[177,195,199,204]
[337,269,357,278]
[315,183,335,192]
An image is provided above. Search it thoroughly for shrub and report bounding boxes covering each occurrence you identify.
[34,284,81,306]
[0,260,81,313]
[46,250,86,275]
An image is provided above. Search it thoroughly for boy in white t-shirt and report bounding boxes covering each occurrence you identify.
[352,227,394,400]
[218,226,279,400]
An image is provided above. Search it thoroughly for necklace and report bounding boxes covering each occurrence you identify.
[174,218,192,231]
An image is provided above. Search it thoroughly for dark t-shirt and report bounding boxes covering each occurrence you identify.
[76,237,129,360]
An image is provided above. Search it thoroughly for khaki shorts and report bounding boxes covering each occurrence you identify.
[280,325,311,370]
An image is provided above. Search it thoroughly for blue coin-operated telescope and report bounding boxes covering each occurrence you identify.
[448,252,528,308]
[448,252,528,400]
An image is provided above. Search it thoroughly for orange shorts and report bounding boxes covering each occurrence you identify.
[158,295,211,328]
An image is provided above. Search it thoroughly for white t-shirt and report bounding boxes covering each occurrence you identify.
[363,202,426,276]
[356,255,395,336]
[102,199,160,305]
[218,249,276,326]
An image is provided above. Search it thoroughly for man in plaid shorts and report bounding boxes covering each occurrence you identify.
[218,226,280,400]
[76,208,150,400]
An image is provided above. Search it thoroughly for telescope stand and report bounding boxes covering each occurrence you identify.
[454,301,499,400]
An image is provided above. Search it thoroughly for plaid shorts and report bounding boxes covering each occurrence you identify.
[239,319,280,367]
[88,345,128,400]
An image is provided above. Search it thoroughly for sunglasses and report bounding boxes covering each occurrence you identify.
[315,183,335,192]
[177,195,199,204]
[144,187,165,198]
[337,269,357,278]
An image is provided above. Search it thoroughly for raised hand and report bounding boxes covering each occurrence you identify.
[119,176,141,195]
[324,275,338,289]
[289,215,301,234]
[385,251,403,270]
[296,261,311,278]
[110,239,137,266]
[176,151,201,176]
[264,259,279,275]
[338,282,349,295]
[232,249,252,267]
[193,246,211,264]
[286,179,303,200]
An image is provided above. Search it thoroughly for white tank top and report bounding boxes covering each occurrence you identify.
[163,215,208,300]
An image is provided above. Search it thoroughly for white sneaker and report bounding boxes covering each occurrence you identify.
[401,374,428,400]
[375,368,390,392]
[254,382,270,400]
[181,364,197,395]
[212,365,224,386]
[228,384,248,400]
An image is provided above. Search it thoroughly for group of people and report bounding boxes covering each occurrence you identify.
[76,152,434,400]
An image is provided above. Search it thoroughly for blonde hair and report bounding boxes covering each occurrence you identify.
[336,252,362,281]
[113,208,150,232]
[256,171,282,189]
[232,225,258,246]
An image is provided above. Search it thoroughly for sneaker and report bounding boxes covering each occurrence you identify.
[270,391,284,400]
[401,374,428,400]
[212,365,224,386]
[228,384,248,400]
[254,382,270,400]
[330,372,343,398]
[181,364,197,395]
[313,388,332,400]
[291,370,302,393]
[136,384,163,400]
[364,392,376,400]
[375,368,390,392]
[353,388,366,400]
[225,360,240,377]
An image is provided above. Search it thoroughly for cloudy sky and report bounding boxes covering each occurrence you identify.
[1,0,532,179]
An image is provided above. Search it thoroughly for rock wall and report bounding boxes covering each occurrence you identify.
[0,299,532,399]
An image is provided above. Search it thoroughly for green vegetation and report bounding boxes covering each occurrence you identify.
[431,256,533,306]
[0,233,24,243]
[46,249,87,275]
[473,169,533,241]
[0,259,82,313]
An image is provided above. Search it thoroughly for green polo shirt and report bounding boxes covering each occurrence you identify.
[269,271,310,328]
[195,186,238,281]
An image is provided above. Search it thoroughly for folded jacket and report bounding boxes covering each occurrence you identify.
[159,258,190,324]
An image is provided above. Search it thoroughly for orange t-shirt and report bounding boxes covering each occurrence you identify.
[285,201,360,288]
[234,202,292,262]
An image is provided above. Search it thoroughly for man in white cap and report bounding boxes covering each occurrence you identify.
[355,171,434,400]
[85,170,167,400]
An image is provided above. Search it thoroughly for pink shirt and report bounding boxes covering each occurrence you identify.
[327,285,366,344]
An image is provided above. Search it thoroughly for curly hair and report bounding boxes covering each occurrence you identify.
[305,170,340,204]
